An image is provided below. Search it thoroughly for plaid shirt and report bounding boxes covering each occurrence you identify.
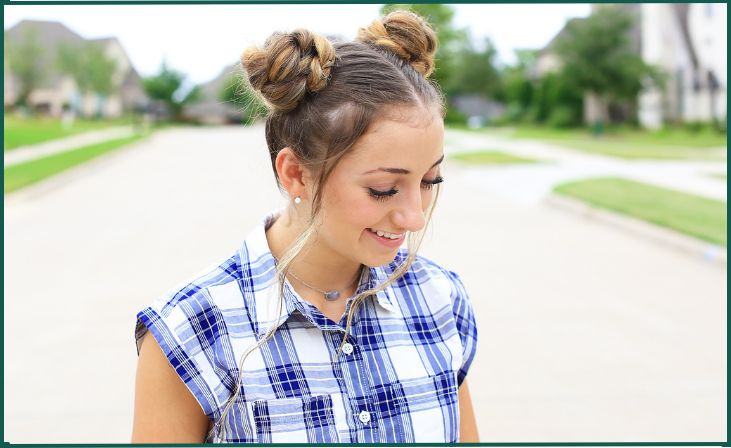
[136,212,478,443]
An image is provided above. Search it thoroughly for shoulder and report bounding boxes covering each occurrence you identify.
[401,250,466,289]
[147,251,245,318]
[137,241,276,351]
[381,249,469,308]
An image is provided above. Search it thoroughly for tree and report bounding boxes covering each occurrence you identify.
[443,36,503,100]
[7,28,46,108]
[220,72,268,124]
[502,50,537,121]
[57,41,117,116]
[553,6,665,125]
[142,61,200,120]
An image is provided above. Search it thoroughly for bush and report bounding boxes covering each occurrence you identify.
[683,120,709,134]
[672,120,726,135]
[547,105,580,128]
[444,107,468,126]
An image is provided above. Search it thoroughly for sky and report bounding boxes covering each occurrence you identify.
[4,4,591,88]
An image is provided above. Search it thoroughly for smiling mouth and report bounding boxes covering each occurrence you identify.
[367,228,405,240]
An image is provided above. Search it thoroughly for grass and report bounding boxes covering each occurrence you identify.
[4,115,133,150]
[451,150,540,164]
[449,124,727,160]
[554,177,727,246]
[4,133,147,193]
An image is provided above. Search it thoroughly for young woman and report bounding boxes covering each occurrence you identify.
[132,10,478,443]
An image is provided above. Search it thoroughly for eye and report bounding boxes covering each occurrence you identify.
[368,187,399,201]
[421,176,444,190]
[367,176,444,202]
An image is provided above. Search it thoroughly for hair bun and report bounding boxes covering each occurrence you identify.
[241,29,336,113]
[356,10,438,77]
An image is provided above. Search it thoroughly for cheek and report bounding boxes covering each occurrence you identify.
[324,183,380,231]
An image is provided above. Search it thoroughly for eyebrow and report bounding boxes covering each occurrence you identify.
[362,154,445,175]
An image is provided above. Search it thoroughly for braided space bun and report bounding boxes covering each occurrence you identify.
[241,29,336,113]
[356,10,438,78]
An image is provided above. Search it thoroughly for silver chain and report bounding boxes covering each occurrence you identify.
[287,266,363,301]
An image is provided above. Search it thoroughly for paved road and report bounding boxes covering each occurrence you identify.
[4,125,726,442]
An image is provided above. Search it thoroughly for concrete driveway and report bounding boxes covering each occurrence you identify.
[4,125,726,442]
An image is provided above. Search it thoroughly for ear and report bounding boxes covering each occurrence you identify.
[274,148,311,199]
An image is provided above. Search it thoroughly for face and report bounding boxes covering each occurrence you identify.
[314,106,445,268]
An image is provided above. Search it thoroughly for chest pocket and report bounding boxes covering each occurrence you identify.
[251,394,339,443]
[372,371,460,442]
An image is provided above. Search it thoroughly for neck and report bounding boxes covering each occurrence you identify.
[265,208,363,301]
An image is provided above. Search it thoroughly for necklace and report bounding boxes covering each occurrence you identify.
[287,266,363,301]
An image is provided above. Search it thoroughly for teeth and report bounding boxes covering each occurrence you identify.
[371,229,403,240]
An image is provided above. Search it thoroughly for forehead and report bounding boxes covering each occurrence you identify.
[342,108,444,169]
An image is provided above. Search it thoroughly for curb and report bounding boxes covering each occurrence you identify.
[544,193,727,267]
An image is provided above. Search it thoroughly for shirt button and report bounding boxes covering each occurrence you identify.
[358,410,371,424]
[341,342,354,355]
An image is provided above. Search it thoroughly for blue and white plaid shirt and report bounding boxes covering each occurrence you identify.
[136,212,478,443]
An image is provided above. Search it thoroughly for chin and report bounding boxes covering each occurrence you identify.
[361,251,401,268]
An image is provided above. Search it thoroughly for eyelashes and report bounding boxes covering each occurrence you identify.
[368,176,444,202]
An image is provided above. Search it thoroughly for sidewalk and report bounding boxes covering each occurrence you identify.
[4,126,136,167]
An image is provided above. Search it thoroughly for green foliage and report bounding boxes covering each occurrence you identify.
[443,107,468,126]
[56,41,117,97]
[5,133,146,192]
[219,73,269,124]
[553,6,665,120]
[521,72,583,127]
[502,124,726,159]
[143,61,200,120]
[6,28,46,107]
[502,51,537,121]
[443,37,503,100]
[4,115,131,150]
[451,150,540,165]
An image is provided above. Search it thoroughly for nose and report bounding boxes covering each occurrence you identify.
[392,189,426,233]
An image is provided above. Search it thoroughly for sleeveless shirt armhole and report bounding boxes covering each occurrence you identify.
[446,270,478,387]
[135,307,220,421]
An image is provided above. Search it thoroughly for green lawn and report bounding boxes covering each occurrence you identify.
[4,133,147,193]
[451,150,540,165]
[450,125,727,160]
[554,177,727,246]
[4,116,133,151]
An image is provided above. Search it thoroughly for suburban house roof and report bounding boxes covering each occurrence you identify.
[5,20,142,90]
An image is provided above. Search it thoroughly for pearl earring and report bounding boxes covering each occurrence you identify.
[294,196,302,205]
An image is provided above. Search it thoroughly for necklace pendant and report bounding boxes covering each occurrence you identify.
[324,290,340,301]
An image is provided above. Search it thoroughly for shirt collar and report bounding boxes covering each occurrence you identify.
[240,210,397,336]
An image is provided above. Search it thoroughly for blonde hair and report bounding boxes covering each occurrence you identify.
[210,10,443,442]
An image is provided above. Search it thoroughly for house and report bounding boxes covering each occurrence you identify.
[4,20,146,118]
[450,95,505,127]
[183,63,246,125]
[535,3,727,129]
[638,3,727,128]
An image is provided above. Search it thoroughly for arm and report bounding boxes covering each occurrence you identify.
[458,379,479,442]
[131,332,210,443]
